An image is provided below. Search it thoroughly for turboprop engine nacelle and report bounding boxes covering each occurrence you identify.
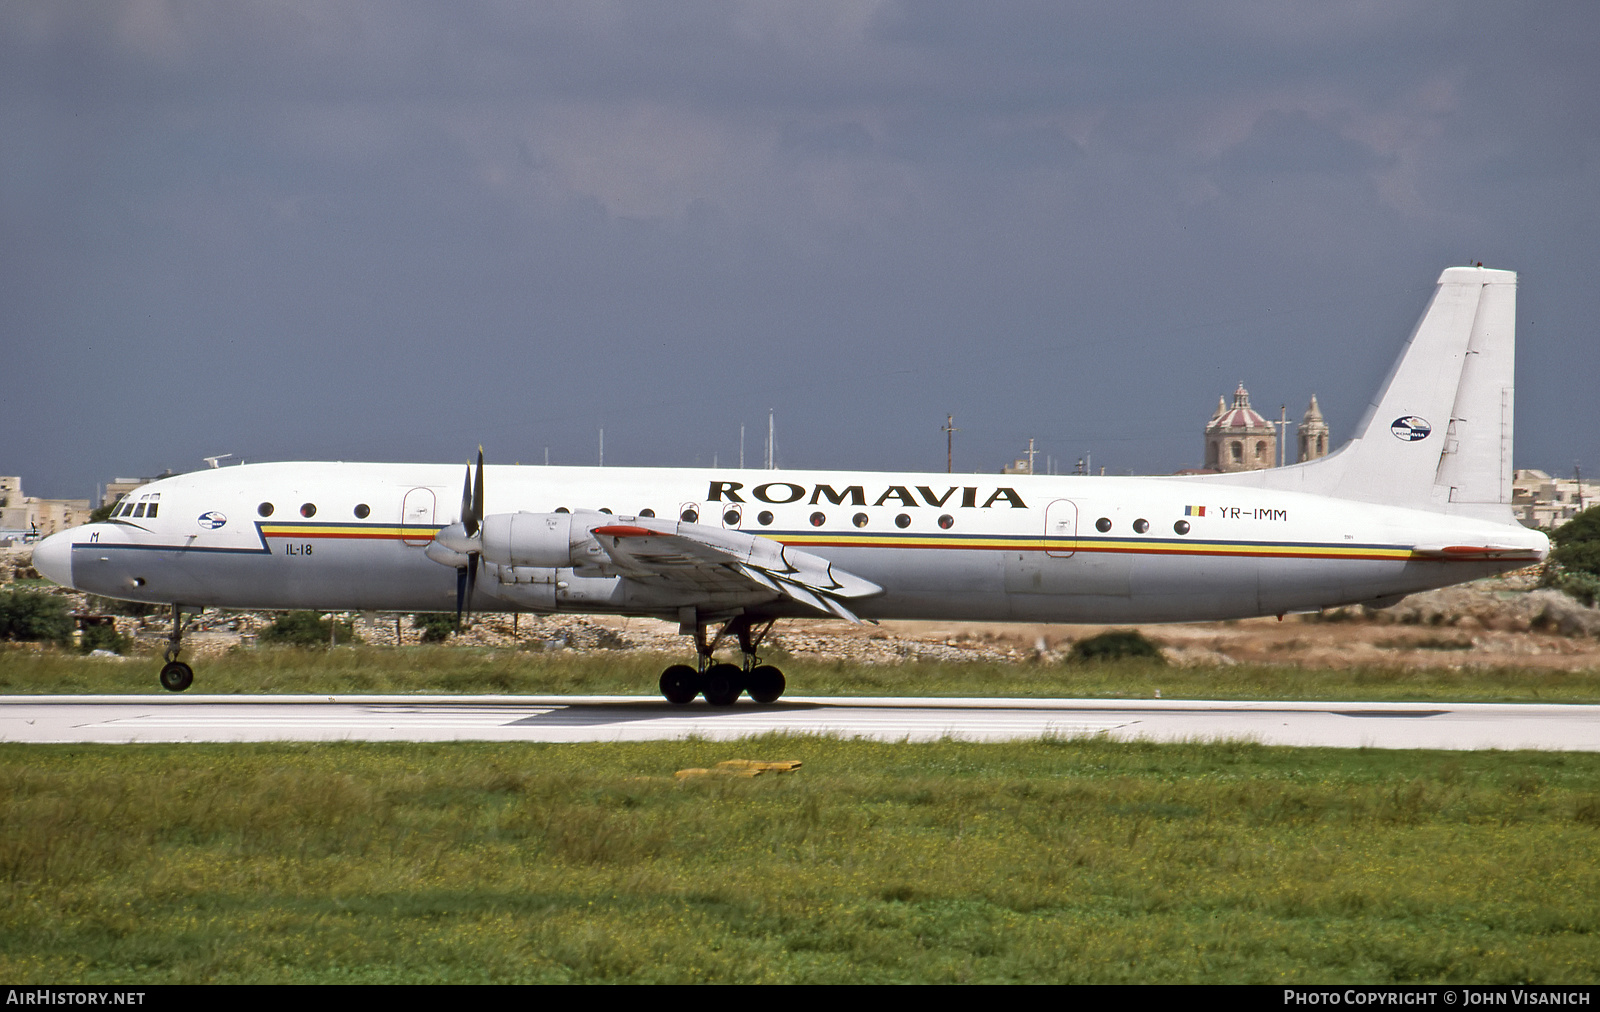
[478,511,607,569]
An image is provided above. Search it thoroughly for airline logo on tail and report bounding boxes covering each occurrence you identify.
[1389,416,1432,442]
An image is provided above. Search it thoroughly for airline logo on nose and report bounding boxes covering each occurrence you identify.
[1390,416,1432,441]
[198,511,228,529]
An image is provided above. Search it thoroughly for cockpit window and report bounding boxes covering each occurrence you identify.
[146,503,158,518]
[133,503,147,518]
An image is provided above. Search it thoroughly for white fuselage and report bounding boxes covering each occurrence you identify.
[34,461,1548,624]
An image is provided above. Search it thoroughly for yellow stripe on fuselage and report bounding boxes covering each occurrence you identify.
[260,524,440,541]
[259,522,1421,562]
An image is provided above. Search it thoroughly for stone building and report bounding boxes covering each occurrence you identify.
[1297,395,1330,463]
[1198,387,1330,473]
[1513,470,1600,529]
[0,477,90,540]
[1204,383,1277,472]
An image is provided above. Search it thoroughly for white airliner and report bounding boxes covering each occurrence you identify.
[33,266,1547,702]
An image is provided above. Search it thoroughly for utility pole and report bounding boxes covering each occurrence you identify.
[1025,437,1037,475]
[740,425,745,469]
[766,409,775,469]
[1275,404,1289,468]
[599,428,604,467]
[943,414,959,473]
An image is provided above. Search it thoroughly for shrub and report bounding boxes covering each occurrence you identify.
[260,611,361,648]
[412,612,457,643]
[1068,629,1166,664]
[79,622,128,655]
[1543,570,1600,608]
[1545,507,1600,606]
[0,589,74,646]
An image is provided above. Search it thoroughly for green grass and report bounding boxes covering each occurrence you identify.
[3,643,1599,702]
[1,738,1597,983]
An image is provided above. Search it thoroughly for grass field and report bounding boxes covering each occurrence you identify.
[2,737,1597,983]
[4,645,1597,983]
[3,643,1600,702]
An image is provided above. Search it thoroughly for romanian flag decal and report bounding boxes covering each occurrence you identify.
[1185,505,1206,516]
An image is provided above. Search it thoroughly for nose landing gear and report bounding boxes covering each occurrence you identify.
[157,603,194,692]
[658,615,785,706]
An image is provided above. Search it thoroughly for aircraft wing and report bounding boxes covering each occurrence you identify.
[591,521,882,622]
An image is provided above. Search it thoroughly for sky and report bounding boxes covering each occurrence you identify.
[4,1,1597,500]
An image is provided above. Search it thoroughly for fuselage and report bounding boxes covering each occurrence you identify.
[33,460,1549,624]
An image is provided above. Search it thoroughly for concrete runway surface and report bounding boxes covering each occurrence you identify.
[2,695,1598,750]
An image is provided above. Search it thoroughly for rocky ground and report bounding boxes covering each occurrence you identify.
[10,556,1600,670]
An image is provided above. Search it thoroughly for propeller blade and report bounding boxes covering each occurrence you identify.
[472,447,485,534]
[453,446,486,630]
[460,464,476,538]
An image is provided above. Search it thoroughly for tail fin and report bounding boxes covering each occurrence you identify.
[1197,266,1517,523]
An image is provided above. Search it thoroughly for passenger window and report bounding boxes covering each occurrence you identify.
[1096,517,1112,532]
[300,503,317,518]
[681,508,699,523]
[640,509,656,518]
[1133,519,1149,534]
[852,513,869,528]
[938,514,954,530]
[895,514,911,528]
[258,503,274,517]
[1174,520,1191,535]
[757,511,774,526]
[810,512,826,527]
[354,504,370,519]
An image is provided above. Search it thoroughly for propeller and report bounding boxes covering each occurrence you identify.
[454,448,484,630]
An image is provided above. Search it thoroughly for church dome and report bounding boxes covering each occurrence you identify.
[1208,383,1270,432]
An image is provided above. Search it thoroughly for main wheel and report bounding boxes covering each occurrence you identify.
[158,661,194,692]
[659,664,701,705]
[702,663,744,706]
[746,664,786,704]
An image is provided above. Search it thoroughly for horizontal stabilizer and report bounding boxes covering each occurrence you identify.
[1409,544,1545,561]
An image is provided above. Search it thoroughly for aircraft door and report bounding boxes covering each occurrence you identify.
[401,488,437,546]
[1044,499,1077,557]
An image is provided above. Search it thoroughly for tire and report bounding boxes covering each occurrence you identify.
[702,663,744,706]
[159,661,194,692]
[659,664,701,705]
[746,665,786,704]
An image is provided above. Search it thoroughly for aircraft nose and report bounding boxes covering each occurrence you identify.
[30,530,74,588]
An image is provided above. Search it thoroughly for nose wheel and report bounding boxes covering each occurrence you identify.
[658,615,785,705]
[158,603,195,692]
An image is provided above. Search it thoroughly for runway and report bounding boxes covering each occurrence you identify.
[2,695,1598,750]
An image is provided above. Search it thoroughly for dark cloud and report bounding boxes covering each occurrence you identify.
[3,1,1597,498]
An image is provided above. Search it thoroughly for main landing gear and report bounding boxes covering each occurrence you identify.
[659,615,786,706]
[158,603,194,692]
